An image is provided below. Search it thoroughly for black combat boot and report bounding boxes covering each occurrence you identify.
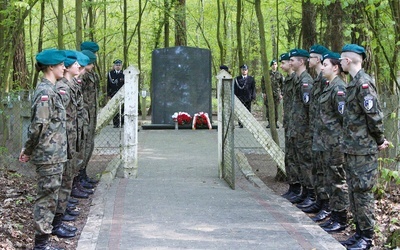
[71,176,89,198]
[321,210,347,233]
[61,213,76,222]
[51,213,76,238]
[296,188,316,209]
[302,198,322,213]
[80,169,99,184]
[66,207,80,216]
[68,197,79,204]
[281,184,295,199]
[346,229,373,250]
[311,199,331,222]
[340,224,361,247]
[288,186,307,204]
[283,183,301,200]
[34,234,64,250]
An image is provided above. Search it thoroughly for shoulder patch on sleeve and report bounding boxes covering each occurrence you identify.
[41,95,49,101]
[362,83,369,89]
[302,83,309,88]
[59,90,66,95]
[337,91,345,96]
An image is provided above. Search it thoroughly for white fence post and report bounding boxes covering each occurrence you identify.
[121,66,140,178]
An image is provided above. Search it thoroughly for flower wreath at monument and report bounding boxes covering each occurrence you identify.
[172,112,192,125]
[192,112,212,130]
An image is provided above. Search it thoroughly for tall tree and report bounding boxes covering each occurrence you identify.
[174,0,187,46]
[13,31,29,89]
[236,0,243,70]
[301,0,316,49]
[76,0,83,50]
[255,0,283,180]
[58,0,64,49]
[164,0,170,47]
[326,0,343,52]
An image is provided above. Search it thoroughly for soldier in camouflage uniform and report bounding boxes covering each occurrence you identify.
[297,45,330,214]
[339,44,389,250]
[19,49,67,250]
[79,44,100,186]
[278,52,301,200]
[314,51,350,233]
[261,60,283,128]
[286,49,314,204]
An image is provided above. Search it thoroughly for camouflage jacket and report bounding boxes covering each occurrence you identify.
[56,77,81,159]
[23,78,67,164]
[343,69,385,155]
[309,72,328,133]
[261,70,283,102]
[74,78,85,144]
[81,71,100,129]
[282,72,296,129]
[312,76,346,152]
[287,70,313,138]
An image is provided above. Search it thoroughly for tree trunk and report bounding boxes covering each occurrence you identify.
[327,0,343,52]
[75,0,83,50]
[164,0,170,48]
[32,0,45,88]
[301,0,316,50]
[58,0,64,49]
[174,0,187,46]
[255,0,283,180]
[236,0,243,71]
[13,31,29,90]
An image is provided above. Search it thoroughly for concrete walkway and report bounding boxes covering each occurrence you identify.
[77,129,344,250]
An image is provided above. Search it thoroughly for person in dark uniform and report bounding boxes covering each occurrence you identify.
[107,59,125,128]
[234,64,256,128]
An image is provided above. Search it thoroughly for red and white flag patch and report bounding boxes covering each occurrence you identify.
[337,91,344,96]
[59,90,66,95]
[362,83,369,89]
[41,95,49,101]
[302,83,309,87]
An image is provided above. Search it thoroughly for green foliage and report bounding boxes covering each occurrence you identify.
[374,158,400,198]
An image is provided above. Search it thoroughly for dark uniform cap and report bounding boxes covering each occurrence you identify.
[220,65,229,71]
[36,49,66,66]
[240,64,248,70]
[113,59,122,64]
[63,50,78,68]
[270,60,277,67]
[80,41,99,53]
[289,48,309,58]
[76,52,90,67]
[322,51,341,61]
[341,44,366,59]
[309,44,329,55]
[81,50,97,64]
[279,53,290,62]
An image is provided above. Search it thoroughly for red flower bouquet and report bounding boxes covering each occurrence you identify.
[192,112,212,130]
[172,112,192,125]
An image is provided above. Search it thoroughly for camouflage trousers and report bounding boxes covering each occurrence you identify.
[34,163,64,235]
[265,99,280,125]
[78,123,95,171]
[292,136,313,188]
[344,154,378,231]
[56,158,78,214]
[312,151,329,200]
[284,134,299,184]
[323,151,349,212]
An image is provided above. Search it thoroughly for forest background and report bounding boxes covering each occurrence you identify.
[1,0,400,159]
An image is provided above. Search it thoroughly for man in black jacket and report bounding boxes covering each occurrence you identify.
[107,59,125,128]
[234,64,256,128]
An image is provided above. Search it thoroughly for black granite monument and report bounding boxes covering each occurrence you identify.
[151,46,212,125]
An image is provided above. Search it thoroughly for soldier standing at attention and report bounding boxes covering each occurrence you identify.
[77,41,101,187]
[107,59,125,128]
[298,45,330,214]
[286,49,313,204]
[261,59,283,128]
[19,49,67,250]
[278,52,301,201]
[316,51,349,233]
[340,44,389,250]
[234,64,256,128]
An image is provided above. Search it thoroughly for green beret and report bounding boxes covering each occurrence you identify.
[64,50,78,68]
[322,51,341,61]
[76,52,90,67]
[309,44,329,55]
[80,41,99,53]
[279,53,290,62]
[289,48,309,58]
[341,44,366,59]
[81,50,97,64]
[270,60,277,67]
[36,49,66,66]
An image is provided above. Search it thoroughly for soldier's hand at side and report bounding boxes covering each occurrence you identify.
[19,149,30,163]
[378,139,390,151]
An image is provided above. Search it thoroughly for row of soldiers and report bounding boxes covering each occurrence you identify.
[19,41,101,250]
[276,44,389,250]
